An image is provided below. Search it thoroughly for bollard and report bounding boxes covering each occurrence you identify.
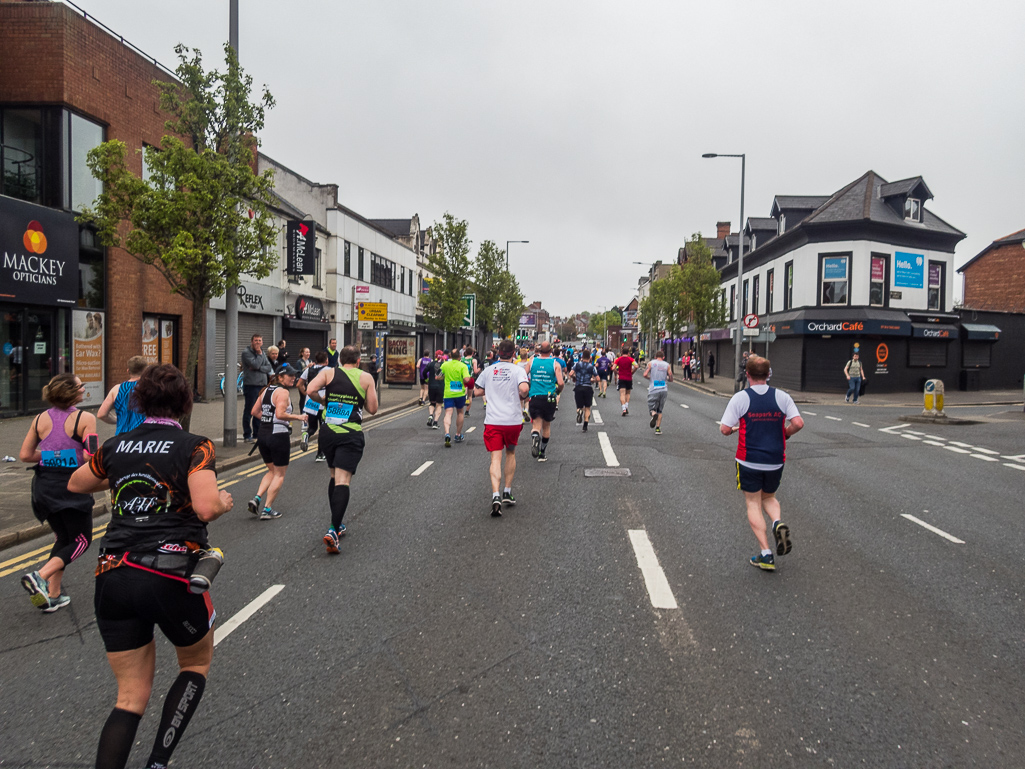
[923,379,945,416]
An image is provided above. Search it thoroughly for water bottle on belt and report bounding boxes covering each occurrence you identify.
[188,548,224,594]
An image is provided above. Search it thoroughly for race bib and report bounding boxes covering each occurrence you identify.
[653,380,666,389]
[40,449,78,468]
[448,380,463,392]
[324,401,354,425]
[303,399,322,416]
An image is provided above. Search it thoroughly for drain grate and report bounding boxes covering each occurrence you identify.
[584,468,632,477]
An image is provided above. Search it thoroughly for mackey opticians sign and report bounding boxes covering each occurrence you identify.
[0,197,79,306]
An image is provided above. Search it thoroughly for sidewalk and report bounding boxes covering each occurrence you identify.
[0,385,421,550]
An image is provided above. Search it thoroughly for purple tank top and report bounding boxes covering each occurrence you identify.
[38,407,84,468]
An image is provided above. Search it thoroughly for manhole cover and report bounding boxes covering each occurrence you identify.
[584,468,632,477]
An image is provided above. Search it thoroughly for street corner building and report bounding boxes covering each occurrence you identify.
[0,0,203,416]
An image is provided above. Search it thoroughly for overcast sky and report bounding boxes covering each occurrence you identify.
[77,0,1024,316]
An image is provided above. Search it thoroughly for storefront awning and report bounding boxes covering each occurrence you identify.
[911,323,958,339]
[283,317,331,331]
[961,323,1001,341]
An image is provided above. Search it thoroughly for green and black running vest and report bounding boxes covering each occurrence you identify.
[323,367,366,434]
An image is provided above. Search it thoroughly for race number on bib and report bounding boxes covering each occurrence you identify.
[448,381,463,392]
[40,449,78,468]
[303,399,322,416]
[653,380,666,389]
[324,401,354,425]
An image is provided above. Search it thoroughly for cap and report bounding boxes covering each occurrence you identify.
[277,364,299,378]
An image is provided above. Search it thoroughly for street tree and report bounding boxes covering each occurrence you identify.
[473,239,507,339]
[422,212,472,341]
[588,309,621,343]
[679,233,727,382]
[81,44,277,425]
[493,272,525,340]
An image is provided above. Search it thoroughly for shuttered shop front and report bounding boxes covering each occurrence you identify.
[214,311,276,368]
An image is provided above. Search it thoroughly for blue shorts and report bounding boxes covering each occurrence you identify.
[736,462,784,494]
[444,396,467,410]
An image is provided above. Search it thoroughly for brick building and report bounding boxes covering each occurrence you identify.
[958,228,1025,313]
[0,0,202,416]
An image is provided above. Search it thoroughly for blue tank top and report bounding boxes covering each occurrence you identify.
[528,357,558,397]
[113,381,146,435]
[736,387,787,466]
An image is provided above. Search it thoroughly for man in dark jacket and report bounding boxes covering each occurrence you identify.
[241,334,273,442]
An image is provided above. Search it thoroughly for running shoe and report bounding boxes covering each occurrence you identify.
[338,522,346,536]
[576,409,583,424]
[300,431,309,452]
[537,449,548,462]
[772,520,792,556]
[454,434,464,443]
[42,593,71,613]
[431,423,439,430]
[491,498,503,517]
[259,507,282,520]
[654,427,662,435]
[624,407,629,416]
[324,528,340,554]
[522,410,530,424]
[248,496,261,516]
[650,413,658,428]
[426,416,434,427]
[445,434,452,448]
[582,422,588,432]
[501,491,516,506]
[464,409,470,417]
[418,398,424,406]
[21,571,50,609]
[750,553,776,571]
[530,432,541,458]
[315,452,326,462]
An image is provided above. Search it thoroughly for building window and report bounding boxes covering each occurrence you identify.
[870,254,888,307]
[778,215,786,235]
[928,261,944,311]
[66,111,105,212]
[1,109,45,203]
[784,261,794,310]
[766,269,774,314]
[752,275,760,316]
[729,285,736,321]
[820,254,850,306]
[313,248,322,289]
[742,279,749,316]
[343,241,351,276]
[370,253,395,289]
[904,197,921,222]
[358,247,365,281]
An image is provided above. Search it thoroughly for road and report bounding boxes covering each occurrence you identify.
[1,382,1023,768]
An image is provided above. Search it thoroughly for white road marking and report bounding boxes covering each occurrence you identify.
[627,530,679,609]
[902,434,923,440]
[465,426,476,433]
[947,441,974,448]
[804,411,817,416]
[679,403,690,409]
[1004,463,1025,472]
[593,409,604,425]
[944,446,971,454]
[971,447,999,455]
[410,460,434,476]
[851,422,871,428]
[971,454,999,462]
[923,440,946,447]
[598,432,620,467]
[901,514,964,544]
[920,434,945,440]
[879,424,912,433]
[1002,454,1025,462]
[906,430,925,435]
[214,585,285,646]
[825,416,842,422]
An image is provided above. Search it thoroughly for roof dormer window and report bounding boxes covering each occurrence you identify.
[778,214,786,235]
[904,197,921,222]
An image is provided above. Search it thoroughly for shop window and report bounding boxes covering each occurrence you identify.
[908,338,947,367]
[78,226,105,309]
[928,261,945,311]
[766,269,774,314]
[784,262,794,310]
[820,254,849,306]
[1,109,44,203]
[870,254,888,307]
[343,241,351,276]
[904,197,921,222]
[358,247,365,281]
[142,315,179,367]
[752,275,760,316]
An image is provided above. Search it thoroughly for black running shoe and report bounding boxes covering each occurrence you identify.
[501,491,516,506]
[427,416,433,427]
[530,431,541,458]
[582,422,588,432]
[576,408,583,424]
[772,521,792,556]
[650,413,658,428]
[491,498,503,517]
[537,449,548,462]
[750,553,776,571]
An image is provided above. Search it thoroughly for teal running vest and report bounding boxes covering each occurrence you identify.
[528,357,558,397]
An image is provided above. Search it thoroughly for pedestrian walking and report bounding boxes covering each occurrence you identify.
[367,352,380,389]
[247,364,307,520]
[844,352,866,404]
[719,355,804,571]
[241,334,273,443]
[643,349,673,434]
[473,339,530,516]
[707,351,715,379]
[18,373,97,612]
[96,355,148,435]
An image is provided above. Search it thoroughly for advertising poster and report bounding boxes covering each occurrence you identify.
[142,317,159,364]
[385,335,416,384]
[871,256,886,281]
[161,320,175,363]
[72,309,105,405]
[823,257,848,280]
[894,252,925,288]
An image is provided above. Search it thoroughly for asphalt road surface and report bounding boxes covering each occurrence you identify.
[2,381,1023,768]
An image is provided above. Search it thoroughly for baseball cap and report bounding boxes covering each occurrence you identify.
[277,364,299,378]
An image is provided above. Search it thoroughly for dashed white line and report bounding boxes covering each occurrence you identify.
[906,430,925,435]
[598,431,620,467]
[901,514,964,544]
[1004,463,1025,472]
[947,441,973,448]
[214,585,285,646]
[804,411,817,416]
[971,454,999,462]
[944,446,971,454]
[825,416,842,422]
[679,403,690,409]
[971,447,999,455]
[851,422,871,428]
[627,530,679,609]
[592,409,604,425]
[923,440,946,447]
[880,424,912,433]
[1002,454,1025,462]
[920,434,945,440]
[465,426,476,433]
[902,434,923,440]
[410,460,434,476]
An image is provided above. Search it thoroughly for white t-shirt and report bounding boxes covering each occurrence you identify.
[720,384,801,471]
[300,364,328,414]
[475,361,529,426]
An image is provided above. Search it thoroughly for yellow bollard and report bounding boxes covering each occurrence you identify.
[923,379,945,416]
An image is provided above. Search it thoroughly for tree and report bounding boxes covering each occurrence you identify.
[473,239,506,338]
[588,309,620,343]
[422,212,472,339]
[679,233,727,382]
[81,44,278,424]
[493,272,525,340]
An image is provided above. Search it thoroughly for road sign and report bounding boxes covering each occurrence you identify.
[357,320,373,330]
[743,327,759,337]
[355,285,370,296]
[461,293,476,328]
[743,313,759,329]
[357,302,387,322]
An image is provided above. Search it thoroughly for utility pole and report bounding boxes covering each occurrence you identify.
[222,0,240,447]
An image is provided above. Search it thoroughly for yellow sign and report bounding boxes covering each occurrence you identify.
[357,302,388,322]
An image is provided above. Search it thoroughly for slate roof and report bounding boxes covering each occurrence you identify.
[746,217,778,232]
[368,219,413,238]
[879,176,933,201]
[772,195,830,211]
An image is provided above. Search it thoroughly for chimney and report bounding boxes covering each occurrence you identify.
[716,221,731,240]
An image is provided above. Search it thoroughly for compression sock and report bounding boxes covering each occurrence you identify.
[145,671,207,769]
[540,437,550,450]
[96,708,141,769]
[330,484,351,531]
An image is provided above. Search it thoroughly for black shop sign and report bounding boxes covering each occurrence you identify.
[286,219,316,275]
[0,197,79,306]
[295,295,325,322]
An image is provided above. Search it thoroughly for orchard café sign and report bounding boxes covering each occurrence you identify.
[773,316,911,337]
[0,197,79,306]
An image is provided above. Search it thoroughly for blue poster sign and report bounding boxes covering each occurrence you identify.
[894,251,925,288]
[822,257,848,280]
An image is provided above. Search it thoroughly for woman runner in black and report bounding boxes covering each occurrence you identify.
[247,364,306,519]
[69,364,233,769]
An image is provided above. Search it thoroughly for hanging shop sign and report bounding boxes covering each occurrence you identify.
[0,197,79,306]
[294,295,326,322]
[286,219,316,275]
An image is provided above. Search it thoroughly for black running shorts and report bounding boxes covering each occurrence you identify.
[574,387,594,408]
[257,432,291,467]
[95,567,215,652]
[528,394,557,423]
[735,462,784,494]
[428,385,444,406]
[319,429,366,474]
[617,379,633,391]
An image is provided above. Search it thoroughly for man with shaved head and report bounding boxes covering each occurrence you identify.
[526,341,564,462]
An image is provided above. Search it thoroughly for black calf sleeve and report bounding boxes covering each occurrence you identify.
[145,671,206,769]
[48,509,92,565]
[96,707,141,769]
[330,484,350,531]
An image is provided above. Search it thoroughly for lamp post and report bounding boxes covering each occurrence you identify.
[506,240,528,270]
[702,152,746,390]
[222,0,241,447]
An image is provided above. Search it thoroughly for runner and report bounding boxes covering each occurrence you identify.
[440,349,471,447]
[305,345,379,552]
[417,351,432,405]
[248,365,306,520]
[719,355,804,571]
[570,349,598,432]
[96,355,148,435]
[552,349,568,410]
[642,349,673,435]
[461,347,480,417]
[517,346,533,423]
[595,350,612,398]
[527,341,564,462]
[425,349,445,429]
[473,339,530,516]
[297,351,330,461]
[613,346,638,416]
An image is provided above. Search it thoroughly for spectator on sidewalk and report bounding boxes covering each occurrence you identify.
[707,351,715,379]
[96,355,148,435]
[276,339,290,366]
[325,338,339,368]
[266,345,281,373]
[241,334,273,443]
[844,352,866,404]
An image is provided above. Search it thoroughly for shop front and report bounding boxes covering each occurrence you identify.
[282,295,330,358]
[207,282,285,396]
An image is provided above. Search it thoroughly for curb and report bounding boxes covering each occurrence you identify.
[0,397,421,553]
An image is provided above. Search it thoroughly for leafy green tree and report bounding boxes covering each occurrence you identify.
[494,272,525,340]
[588,309,621,342]
[422,212,472,338]
[80,44,277,420]
[473,239,507,338]
[679,233,727,382]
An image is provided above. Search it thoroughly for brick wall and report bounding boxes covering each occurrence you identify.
[962,241,1025,313]
[0,3,208,395]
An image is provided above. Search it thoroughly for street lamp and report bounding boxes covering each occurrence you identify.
[506,240,528,270]
[702,152,746,390]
